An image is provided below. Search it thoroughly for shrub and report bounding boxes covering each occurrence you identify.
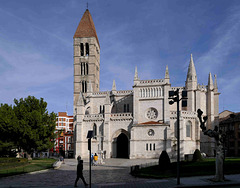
[158,150,170,171]
[192,149,203,162]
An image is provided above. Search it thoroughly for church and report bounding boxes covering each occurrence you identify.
[73,9,220,159]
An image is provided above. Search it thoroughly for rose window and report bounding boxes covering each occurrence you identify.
[146,108,158,120]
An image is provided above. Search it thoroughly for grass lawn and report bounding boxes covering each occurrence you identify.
[0,158,57,177]
[134,158,240,179]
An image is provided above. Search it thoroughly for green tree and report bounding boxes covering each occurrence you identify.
[0,96,57,157]
[0,104,18,156]
[13,96,57,156]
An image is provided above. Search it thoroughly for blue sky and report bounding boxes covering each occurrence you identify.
[0,0,240,115]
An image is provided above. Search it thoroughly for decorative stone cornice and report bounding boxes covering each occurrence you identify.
[110,113,133,121]
[83,114,104,121]
[170,111,197,120]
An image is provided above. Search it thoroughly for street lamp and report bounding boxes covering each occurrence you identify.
[87,130,93,188]
[168,89,187,185]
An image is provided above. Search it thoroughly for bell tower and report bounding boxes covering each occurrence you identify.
[73,9,100,106]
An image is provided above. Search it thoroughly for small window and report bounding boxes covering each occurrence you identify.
[82,81,87,93]
[153,143,155,151]
[146,143,148,151]
[93,124,97,139]
[124,104,126,113]
[80,43,84,56]
[150,143,152,151]
[86,43,89,56]
[86,63,89,75]
[186,121,192,137]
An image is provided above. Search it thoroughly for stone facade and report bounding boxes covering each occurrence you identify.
[73,9,220,159]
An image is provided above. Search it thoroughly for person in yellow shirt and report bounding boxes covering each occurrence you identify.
[93,153,98,166]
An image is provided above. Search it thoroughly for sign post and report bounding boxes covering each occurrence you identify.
[87,130,93,188]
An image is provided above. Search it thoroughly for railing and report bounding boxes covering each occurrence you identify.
[83,114,104,121]
[110,113,133,121]
[92,91,108,96]
[170,111,197,118]
[116,90,133,94]
[171,87,184,91]
[139,79,165,84]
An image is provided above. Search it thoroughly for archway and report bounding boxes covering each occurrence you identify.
[116,133,129,158]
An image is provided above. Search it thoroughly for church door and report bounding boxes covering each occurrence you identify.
[116,133,129,158]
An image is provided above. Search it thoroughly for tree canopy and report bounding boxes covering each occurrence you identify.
[0,96,56,156]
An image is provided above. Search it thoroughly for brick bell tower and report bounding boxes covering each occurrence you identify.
[73,9,100,107]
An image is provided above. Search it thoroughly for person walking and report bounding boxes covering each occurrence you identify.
[93,153,98,166]
[74,156,88,187]
[91,153,94,166]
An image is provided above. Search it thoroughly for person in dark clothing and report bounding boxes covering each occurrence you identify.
[74,156,88,187]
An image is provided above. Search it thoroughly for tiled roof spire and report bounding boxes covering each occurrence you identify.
[74,9,100,47]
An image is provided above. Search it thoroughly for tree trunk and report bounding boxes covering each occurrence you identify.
[215,145,224,181]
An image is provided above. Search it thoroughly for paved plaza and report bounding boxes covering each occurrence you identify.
[0,158,240,188]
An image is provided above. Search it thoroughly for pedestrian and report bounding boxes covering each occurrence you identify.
[93,153,98,166]
[60,156,64,164]
[74,156,88,187]
[91,153,94,166]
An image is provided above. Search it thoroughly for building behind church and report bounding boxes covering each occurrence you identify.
[73,9,220,159]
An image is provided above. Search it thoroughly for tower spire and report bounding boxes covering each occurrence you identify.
[134,66,138,80]
[185,54,197,90]
[112,80,116,91]
[186,54,197,81]
[165,65,170,84]
[165,65,169,79]
[74,9,100,47]
[208,72,214,90]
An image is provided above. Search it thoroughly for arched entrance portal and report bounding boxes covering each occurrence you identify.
[116,133,129,158]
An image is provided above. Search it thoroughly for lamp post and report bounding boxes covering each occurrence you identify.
[87,130,93,188]
[168,88,187,185]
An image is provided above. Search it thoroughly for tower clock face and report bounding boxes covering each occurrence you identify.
[146,108,158,120]
[148,129,155,136]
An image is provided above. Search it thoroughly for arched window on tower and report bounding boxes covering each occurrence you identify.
[81,63,83,75]
[186,121,192,138]
[93,123,97,139]
[86,63,89,75]
[80,43,84,56]
[83,63,86,75]
[85,81,87,92]
[82,81,84,92]
[82,81,87,93]
[86,43,89,56]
